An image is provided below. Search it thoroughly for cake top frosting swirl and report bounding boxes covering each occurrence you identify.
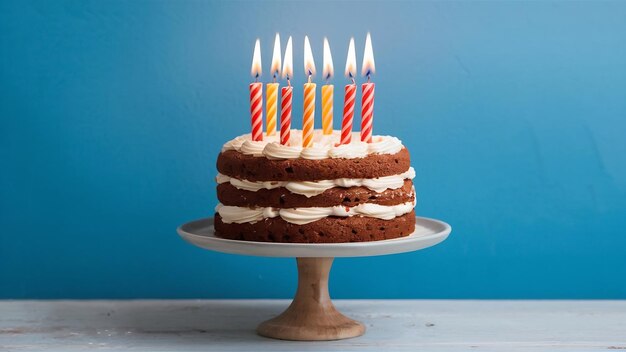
[221,129,403,160]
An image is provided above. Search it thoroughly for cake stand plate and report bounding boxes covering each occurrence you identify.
[177,216,451,341]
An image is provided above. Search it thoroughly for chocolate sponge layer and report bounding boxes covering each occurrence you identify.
[217,148,411,181]
[217,180,415,208]
[214,211,416,243]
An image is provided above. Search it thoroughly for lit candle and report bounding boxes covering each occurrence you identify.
[340,38,357,145]
[280,36,293,145]
[360,32,376,143]
[302,35,316,148]
[321,37,334,135]
[250,39,263,141]
[266,33,281,136]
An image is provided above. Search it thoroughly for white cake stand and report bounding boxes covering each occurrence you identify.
[177,216,451,341]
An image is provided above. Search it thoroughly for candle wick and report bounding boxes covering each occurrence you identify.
[367,74,371,83]
[351,77,355,85]
[273,73,277,83]
[308,75,312,84]
[287,77,291,87]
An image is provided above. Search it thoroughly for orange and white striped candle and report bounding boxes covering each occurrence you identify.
[250,39,263,141]
[340,37,357,145]
[266,34,281,136]
[280,36,294,145]
[321,38,334,135]
[360,33,376,143]
[302,36,316,148]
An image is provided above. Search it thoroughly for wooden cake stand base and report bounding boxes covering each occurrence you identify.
[257,257,365,341]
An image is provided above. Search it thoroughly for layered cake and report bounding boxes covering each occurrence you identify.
[214,129,416,243]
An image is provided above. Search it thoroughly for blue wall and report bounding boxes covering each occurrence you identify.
[2,1,626,299]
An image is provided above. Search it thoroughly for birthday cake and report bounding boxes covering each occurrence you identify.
[213,33,414,243]
[214,130,416,243]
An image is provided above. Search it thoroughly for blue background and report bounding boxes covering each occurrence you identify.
[2,1,626,299]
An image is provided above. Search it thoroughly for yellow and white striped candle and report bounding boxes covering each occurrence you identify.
[266,34,282,136]
[302,36,316,148]
[321,85,333,135]
[266,83,278,135]
[303,81,316,147]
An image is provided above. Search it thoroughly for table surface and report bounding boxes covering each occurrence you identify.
[1,300,625,351]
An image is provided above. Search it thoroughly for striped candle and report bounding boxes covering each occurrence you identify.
[321,85,333,135]
[302,36,316,148]
[280,36,293,145]
[249,82,263,141]
[360,82,374,143]
[302,82,316,147]
[321,37,334,135]
[341,37,357,145]
[360,33,376,143]
[341,83,356,144]
[249,39,263,142]
[267,34,282,137]
[266,83,278,136]
[280,86,292,145]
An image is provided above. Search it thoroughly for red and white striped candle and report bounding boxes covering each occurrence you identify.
[280,36,294,145]
[250,83,263,141]
[321,38,334,135]
[360,82,374,143]
[250,39,263,141]
[280,86,292,145]
[360,33,376,143]
[341,84,356,144]
[340,38,357,145]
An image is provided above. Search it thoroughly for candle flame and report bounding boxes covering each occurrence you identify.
[304,35,316,78]
[323,37,333,81]
[345,37,357,79]
[270,33,281,78]
[282,36,293,80]
[251,39,262,78]
[361,32,375,77]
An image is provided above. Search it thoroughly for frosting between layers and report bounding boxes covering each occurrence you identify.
[215,200,416,225]
[216,167,415,197]
[222,129,403,160]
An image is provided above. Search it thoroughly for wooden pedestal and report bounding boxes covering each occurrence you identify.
[256,257,366,341]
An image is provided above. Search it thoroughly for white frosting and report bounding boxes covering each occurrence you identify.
[222,129,404,160]
[239,140,266,157]
[264,142,303,160]
[216,199,415,225]
[216,167,416,198]
[368,136,403,155]
[328,142,369,158]
[299,144,329,160]
[221,135,248,152]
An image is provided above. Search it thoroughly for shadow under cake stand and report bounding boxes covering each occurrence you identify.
[177,216,451,341]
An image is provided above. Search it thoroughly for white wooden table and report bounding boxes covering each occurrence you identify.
[1,300,625,351]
